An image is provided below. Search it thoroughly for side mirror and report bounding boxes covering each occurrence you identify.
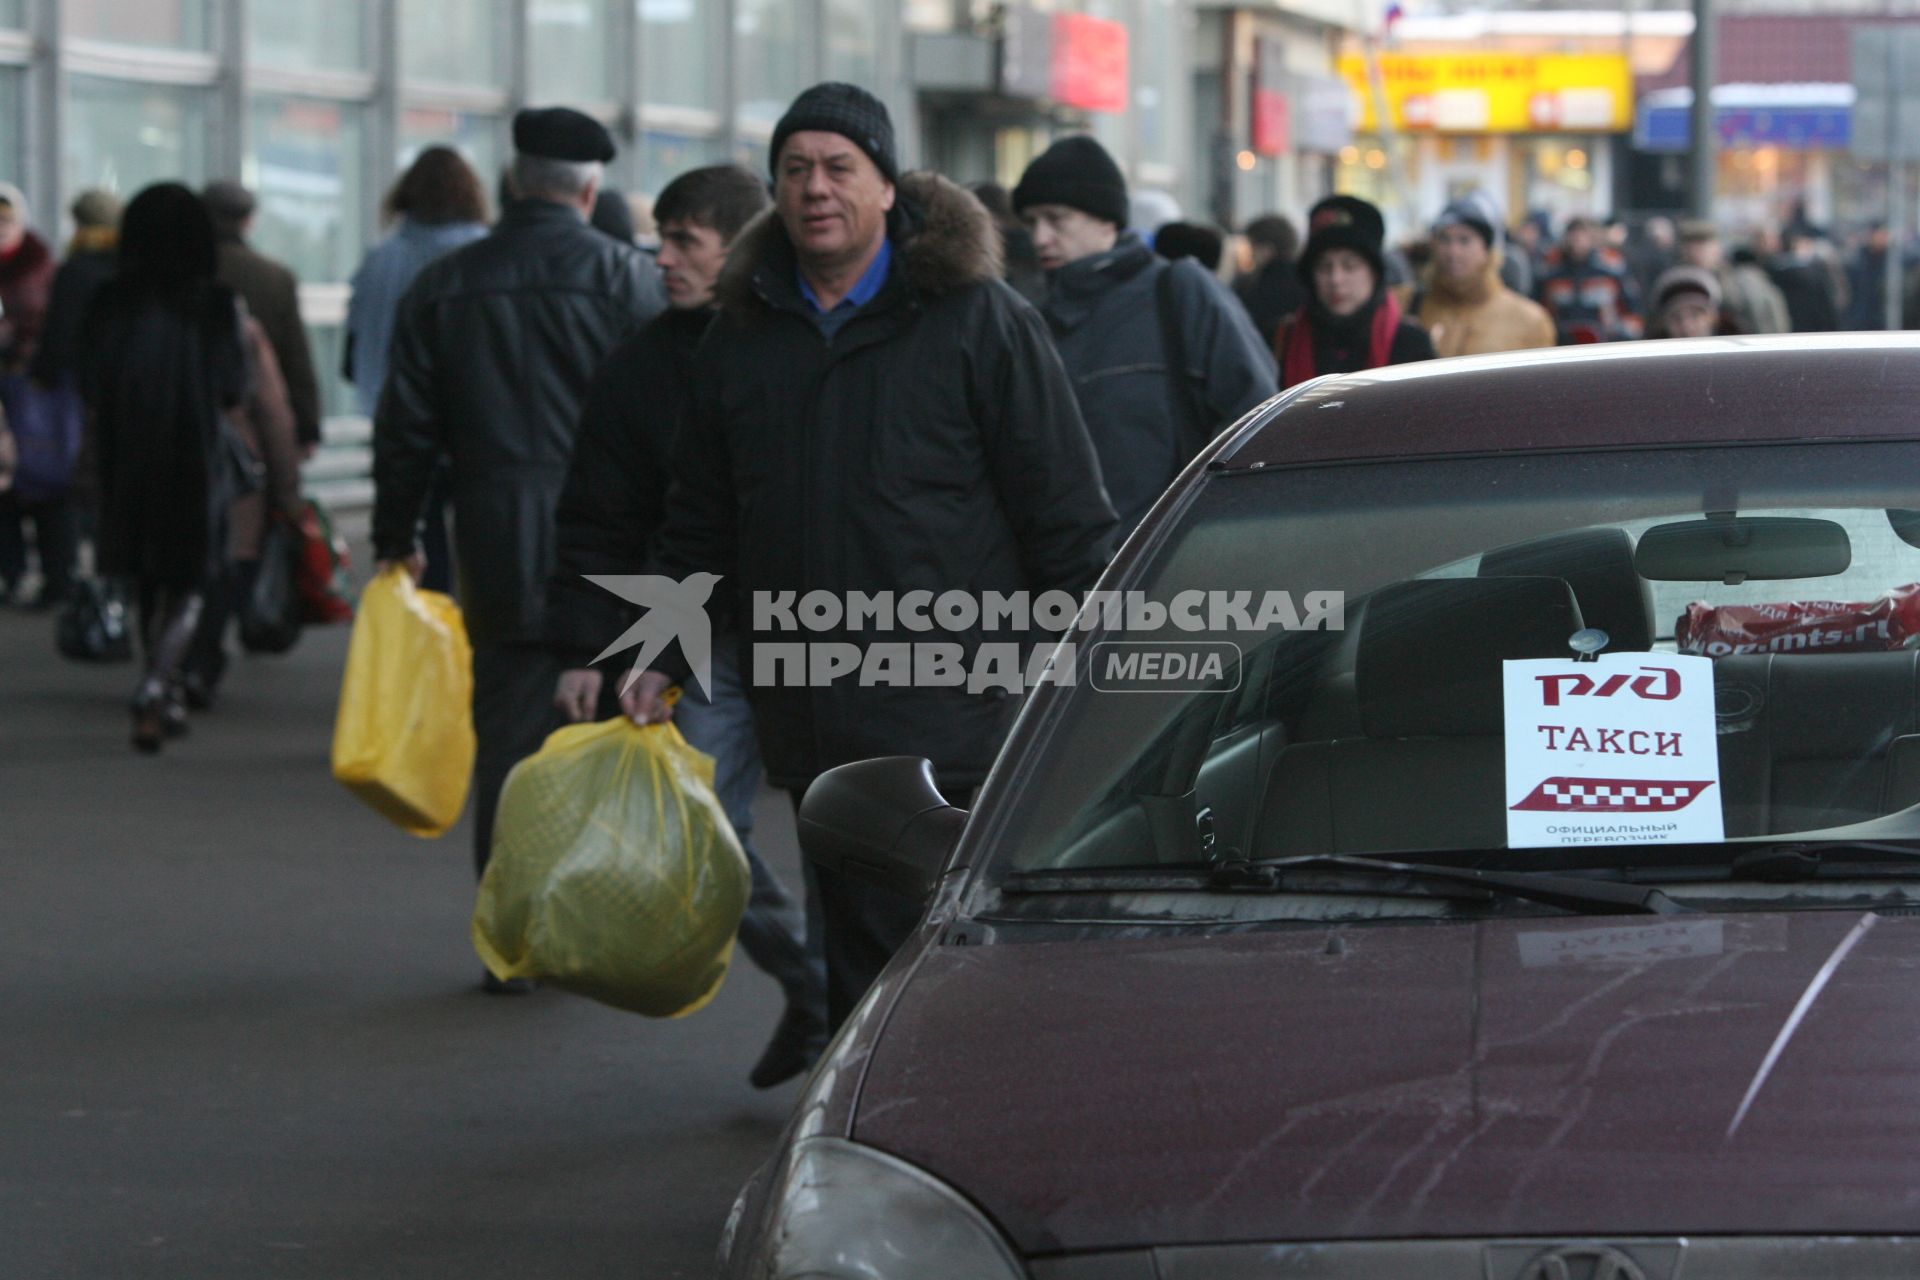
[797,757,968,900]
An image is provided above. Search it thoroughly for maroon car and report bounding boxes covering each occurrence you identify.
[720,335,1920,1279]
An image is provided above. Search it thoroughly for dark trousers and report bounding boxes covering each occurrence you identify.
[787,785,929,1031]
[183,557,260,686]
[674,645,825,1024]
[0,497,19,586]
[0,492,77,599]
[470,643,559,879]
[134,582,205,704]
[419,462,455,596]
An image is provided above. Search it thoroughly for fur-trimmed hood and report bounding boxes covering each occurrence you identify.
[718,171,1003,317]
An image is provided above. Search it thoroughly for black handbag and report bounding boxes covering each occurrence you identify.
[238,517,303,654]
[56,579,135,663]
[221,417,265,498]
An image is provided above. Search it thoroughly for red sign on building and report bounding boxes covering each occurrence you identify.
[1252,90,1291,156]
[1050,13,1129,113]
[1252,38,1291,156]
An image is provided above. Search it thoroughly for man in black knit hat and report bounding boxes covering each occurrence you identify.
[1014,134,1274,532]
[628,83,1117,1031]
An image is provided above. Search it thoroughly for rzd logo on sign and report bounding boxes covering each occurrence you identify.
[1535,666,1679,707]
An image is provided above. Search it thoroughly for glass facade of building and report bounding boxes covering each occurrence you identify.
[67,0,212,50]
[66,77,213,198]
[248,0,367,71]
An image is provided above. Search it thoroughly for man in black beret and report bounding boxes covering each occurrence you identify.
[373,107,665,990]
[626,83,1117,1032]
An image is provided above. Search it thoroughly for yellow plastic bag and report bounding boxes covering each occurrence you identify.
[472,718,751,1017]
[330,565,476,837]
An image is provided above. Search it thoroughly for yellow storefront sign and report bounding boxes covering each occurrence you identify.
[1337,53,1632,133]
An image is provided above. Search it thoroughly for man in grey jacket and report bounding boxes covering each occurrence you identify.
[373,109,665,989]
[1015,136,1277,533]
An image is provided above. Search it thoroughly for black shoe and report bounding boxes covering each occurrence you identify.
[130,707,164,754]
[179,669,217,711]
[749,1002,829,1089]
[481,971,538,995]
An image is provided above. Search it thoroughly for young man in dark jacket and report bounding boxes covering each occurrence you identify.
[372,107,666,970]
[1536,216,1642,343]
[1015,136,1277,533]
[627,84,1117,1027]
[546,165,828,1087]
[1233,213,1306,345]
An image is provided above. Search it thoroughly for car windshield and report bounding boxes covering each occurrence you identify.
[984,440,1920,894]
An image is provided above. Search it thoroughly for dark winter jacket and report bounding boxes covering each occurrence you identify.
[1275,291,1435,387]
[216,236,323,447]
[547,305,712,663]
[1233,257,1308,346]
[653,172,1118,789]
[1847,248,1891,330]
[1536,249,1642,341]
[0,229,55,370]
[1043,233,1276,531]
[81,282,250,588]
[1769,255,1841,333]
[372,198,666,648]
[31,238,116,385]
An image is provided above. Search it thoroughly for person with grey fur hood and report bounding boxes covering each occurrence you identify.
[628,83,1117,1028]
[1014,136,1277,533]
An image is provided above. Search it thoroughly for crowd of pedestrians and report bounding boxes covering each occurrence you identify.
[12,75,1920,1090]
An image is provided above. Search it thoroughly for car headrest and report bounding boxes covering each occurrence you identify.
[1478,527,1654,652]
[1358,577,1584,738]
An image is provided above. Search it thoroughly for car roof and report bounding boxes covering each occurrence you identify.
[1215,334,1920,473]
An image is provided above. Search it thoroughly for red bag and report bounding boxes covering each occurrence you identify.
[294,499,355,625]
[1677,584,1920,657]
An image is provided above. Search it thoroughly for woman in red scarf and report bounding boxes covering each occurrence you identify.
[1276,195,1434,388]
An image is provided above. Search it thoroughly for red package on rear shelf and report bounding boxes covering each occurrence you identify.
[1678,584,1920,657]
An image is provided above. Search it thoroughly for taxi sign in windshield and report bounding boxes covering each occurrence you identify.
[1503,653,1724,848]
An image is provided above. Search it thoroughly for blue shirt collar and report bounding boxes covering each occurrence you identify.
[797,238,893,317]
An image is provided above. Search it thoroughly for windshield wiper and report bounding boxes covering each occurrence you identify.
[1003,856,1687,915]
[1220,855,1690,916]
[1730,840,1920,881]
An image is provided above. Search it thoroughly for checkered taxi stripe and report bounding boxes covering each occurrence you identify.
[1511,777,1715,813]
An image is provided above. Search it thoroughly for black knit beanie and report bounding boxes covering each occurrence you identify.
[1012,136,1129,229]
[1297,195,1387,287]
[770,82,899,183]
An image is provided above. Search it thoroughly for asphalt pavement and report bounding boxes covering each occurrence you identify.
[0,544,802,1279]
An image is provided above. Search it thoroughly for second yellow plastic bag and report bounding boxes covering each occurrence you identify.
[331,565,476,837]
[472,718,751,1017]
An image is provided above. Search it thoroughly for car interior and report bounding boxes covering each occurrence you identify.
[1045,507,1920,870]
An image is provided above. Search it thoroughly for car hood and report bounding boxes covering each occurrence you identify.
[852,910,1920,1254]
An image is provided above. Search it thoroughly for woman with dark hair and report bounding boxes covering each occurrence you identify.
[347,146,489,593]
[1274,195,1434,388]
[80,183,252,751]
[349,147,490,418]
